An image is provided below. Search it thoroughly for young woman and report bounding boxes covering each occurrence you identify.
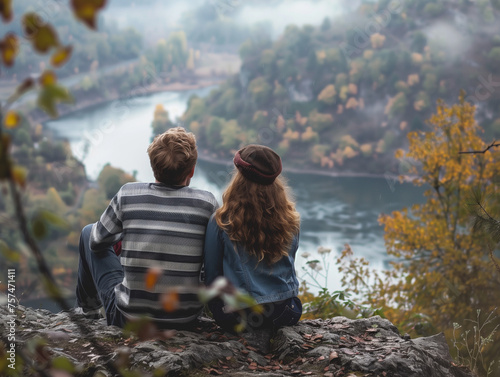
[203,144,302,332]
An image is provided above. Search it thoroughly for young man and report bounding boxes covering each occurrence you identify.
[75,127,218,327]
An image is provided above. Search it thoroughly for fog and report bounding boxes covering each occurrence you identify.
[102,0,363,43]
[102,1,200,45]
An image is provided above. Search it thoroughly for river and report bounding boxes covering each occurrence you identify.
[45,88,425,295]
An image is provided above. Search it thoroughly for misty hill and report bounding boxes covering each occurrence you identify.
[181,0,500,175]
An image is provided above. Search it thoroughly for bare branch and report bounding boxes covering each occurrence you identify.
[490,247,500,276]
[459,140,500,154]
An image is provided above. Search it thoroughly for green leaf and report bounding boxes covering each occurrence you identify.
[37,83,73,117]
[22,13,60,53]
[32,217,47,239]
[22,13,42,37]
[32,25,59,53]
[51,356,75,373]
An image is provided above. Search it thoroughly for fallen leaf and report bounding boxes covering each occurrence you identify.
[311,334,323,342]
[329,350,338,361]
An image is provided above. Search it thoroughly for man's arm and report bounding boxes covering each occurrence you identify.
[90,190,123,251]
[203,215,224,286]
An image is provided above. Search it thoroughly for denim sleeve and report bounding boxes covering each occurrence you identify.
[203,215,224,286]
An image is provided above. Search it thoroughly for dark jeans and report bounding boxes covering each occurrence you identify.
[209,296,302,334]
[75,224,126,327]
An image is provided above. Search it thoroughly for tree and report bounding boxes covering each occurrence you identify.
[151,104,173,138]
[318,84,337,105]
[0,2,128,376]
[97,164,136,200]
[372,94,500,370]
[248,76,272,106]
[308,110,334,132]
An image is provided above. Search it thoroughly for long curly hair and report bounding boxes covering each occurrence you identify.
[214,170,300,264]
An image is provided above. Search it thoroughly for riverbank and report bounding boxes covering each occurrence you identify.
[26,78,224,126]
[21,72,411,182]
[196,149,414,182]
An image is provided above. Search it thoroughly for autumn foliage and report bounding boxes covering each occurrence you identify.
[338,93,500,372]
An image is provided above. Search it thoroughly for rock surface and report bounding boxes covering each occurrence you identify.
[0,305,476,377]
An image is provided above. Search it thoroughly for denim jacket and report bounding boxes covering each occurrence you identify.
[203,215,300,304]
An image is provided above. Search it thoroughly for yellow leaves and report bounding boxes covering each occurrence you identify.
[301,126,318,142]
[363,49,374,60]
[295,111,308,127]
[283,127,300,141]
[11,165,27,187]
[71,0,107,29]
[40,70,57,86]
[345,97,359,110]
[407,74,420,86]
[0,32,18,66]
[394,149,405,159]
[3,110,19,128]
[276,115,285,132]
[411,52,423,64]
[315,50,326,64]
[370,33,386,49]
[360,143,373,157]
[51,45,73,67]
[317,84,336,105]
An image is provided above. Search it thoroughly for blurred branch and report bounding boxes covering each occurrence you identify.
[0,106,123,377]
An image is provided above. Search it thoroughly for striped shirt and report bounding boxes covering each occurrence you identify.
[90,182,218,324]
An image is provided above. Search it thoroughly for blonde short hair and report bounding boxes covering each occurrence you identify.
[147,127,197,185]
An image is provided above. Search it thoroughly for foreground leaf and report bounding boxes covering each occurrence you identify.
[22,12,60,53]
[71,0,107,29]
[0,32,18,66]
[4,110,19,128]
[11,165,27,187]
[51,45,73,67]
[0,0,12,22]
[37,83,74,117]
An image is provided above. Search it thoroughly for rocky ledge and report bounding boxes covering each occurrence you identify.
[0,305,475,377]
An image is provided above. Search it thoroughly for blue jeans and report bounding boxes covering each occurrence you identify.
[209,296,302,333]
[75,224,126,327]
